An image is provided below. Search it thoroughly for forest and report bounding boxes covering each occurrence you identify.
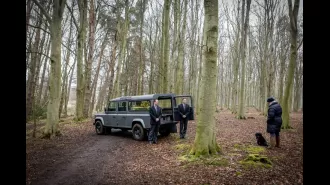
[26,0,303,184]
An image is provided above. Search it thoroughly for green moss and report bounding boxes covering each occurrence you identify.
[233,144,265,154]
[234,143,244,149]
[245,146,266,154]
[175,143,191,150]
[239,154,272,169]
[236,171,242,176]
[175,144,191,155]
[178,154,200,162]
[228,153,241,156]
[203,157,228,166]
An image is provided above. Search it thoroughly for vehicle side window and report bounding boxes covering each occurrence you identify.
[108,102,116,111]
[118,101,127,111]
[128,100,150,111]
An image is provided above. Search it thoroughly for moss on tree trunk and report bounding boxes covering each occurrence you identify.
[190,0,221,157]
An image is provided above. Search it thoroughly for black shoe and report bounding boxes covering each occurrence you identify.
[153,141,157,144]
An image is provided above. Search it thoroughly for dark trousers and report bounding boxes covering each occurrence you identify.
[148,123,159,142]
[180,118,188,138]
[270,131,280,137]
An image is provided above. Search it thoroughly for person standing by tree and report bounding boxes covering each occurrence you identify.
[178,98,191,139]
[266,97,283,148]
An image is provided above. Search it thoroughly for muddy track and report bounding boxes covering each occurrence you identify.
[30,130,136,185]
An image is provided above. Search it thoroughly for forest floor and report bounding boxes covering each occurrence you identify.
[26,107,303,185]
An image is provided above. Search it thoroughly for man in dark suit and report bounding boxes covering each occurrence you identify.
[178,98,190,139]
[148,99,162,144]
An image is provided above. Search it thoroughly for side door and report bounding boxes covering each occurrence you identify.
[116,101,129,128]
[105,101,117,127]
[173,95,195,121]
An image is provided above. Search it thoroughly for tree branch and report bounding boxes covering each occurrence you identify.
[66,2,79,30]
[62,42,77,56]
[26,51,51,59]
[27,23,50,34]
[31,0,52,23]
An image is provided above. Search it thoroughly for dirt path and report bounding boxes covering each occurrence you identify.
[29,130,138,185]
[27,108,303,185]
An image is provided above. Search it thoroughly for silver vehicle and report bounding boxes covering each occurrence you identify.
[93,93,194,140]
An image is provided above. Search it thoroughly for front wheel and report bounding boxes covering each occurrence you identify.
[95,120,105,135]
[132,124,145,141]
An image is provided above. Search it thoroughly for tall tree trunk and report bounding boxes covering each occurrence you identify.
[32,0,66,137]
[37,38,51,106]
[89,32,108,116]
[83,0,96,117]
[282,0,300,129]
[175,0,187,95]
[190,0,221,157]
[231,1,241,114]
[96,52,111,112]
[26,16,42,119]
[26,32,34,75]
[64,56,76,117]
[196,34,203,113]
[148,20,157,94]
[26,0,33,40]
[34,28,48,106]
[157,9,165,93]
[278,46,287,105]
[237,0,251,119]
[114,0,129,98]
[76,0,88,121]
[137,0,146,95]
[59,17,73,118]
[161,0,171,94]
[96,62,109,112]
[107,40,118,101]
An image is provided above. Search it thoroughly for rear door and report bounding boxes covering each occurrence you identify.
[105,101,117,127]
[117,101,129,128]
[173,95,194,121]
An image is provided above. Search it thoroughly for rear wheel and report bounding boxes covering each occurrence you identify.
[95,120,105,135]
[132,124,145,141]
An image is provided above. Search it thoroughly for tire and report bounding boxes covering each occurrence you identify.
[95,120,105,135]
[159,129,171,136]
[132,123,145,141]
[105,127,112,134]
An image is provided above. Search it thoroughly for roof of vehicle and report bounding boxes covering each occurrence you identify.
[110,93,177,102]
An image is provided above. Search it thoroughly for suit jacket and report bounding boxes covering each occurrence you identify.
[149,105,162,125]
[178,103,190,120]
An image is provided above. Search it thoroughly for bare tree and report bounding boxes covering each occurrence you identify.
[32,0,66,138]
[282,0,300,129]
